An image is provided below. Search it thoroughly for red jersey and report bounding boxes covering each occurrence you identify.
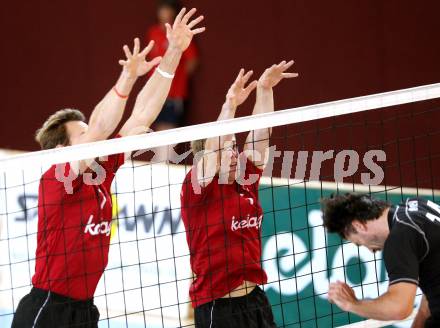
[180,159,267,307]
[146,24,198,99]
[32,152,124,300]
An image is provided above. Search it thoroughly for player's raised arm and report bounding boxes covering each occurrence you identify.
[18,39,162,328]
[77,38,160,145]
[244,60,298,169]
[119,8,206,137]
[192,69,257,187]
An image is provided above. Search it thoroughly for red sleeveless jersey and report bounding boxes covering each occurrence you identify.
[180,159,267,307]
[32,153,124,300]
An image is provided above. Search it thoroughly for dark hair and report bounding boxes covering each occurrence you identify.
[157,0,182,13]
[321,193,389,238]
[35,109,86,150]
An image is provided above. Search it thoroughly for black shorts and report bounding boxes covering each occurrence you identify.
[194,286,276,328]
[425,316,440,328]
[11,287,99,328]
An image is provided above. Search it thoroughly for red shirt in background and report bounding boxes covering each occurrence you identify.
[146,24,198,99]
[32,152,124,300]
[180,159,268,307]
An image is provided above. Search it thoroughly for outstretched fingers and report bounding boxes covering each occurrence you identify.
[188,14,206,35]
[188,15,204,29]
[123,45,132,59]
[140,40,155,58]
[181,8,197,25]
[149,56,162,67]
[234,69,245,84]
[282,72,299,78]
[191,27,206,35]
[165,23,172,38]
[176,8,206,35]
[233,69,254,89]
[244,80,258,96]
[133,38,140,56]
[173,8,186,28]
[241,70,254,86]
[276,59,298,78]
[283,60,295,69]
[277,60,287,68]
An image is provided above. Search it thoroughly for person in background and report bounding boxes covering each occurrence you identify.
[146,0,199,162]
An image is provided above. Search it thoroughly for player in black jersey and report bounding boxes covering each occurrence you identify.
[321,194,440,328]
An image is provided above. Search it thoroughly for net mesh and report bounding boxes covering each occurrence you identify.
[1,84,440,327]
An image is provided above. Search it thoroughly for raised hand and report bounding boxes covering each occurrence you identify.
[258,60,298,89]
[328,281,358,312]
[225,69,258,109]
[166,8,206,52]
[119,38,162,79]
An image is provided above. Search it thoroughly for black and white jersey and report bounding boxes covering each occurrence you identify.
[384,197,440,317]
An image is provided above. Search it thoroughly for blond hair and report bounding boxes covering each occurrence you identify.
[35,109,86,150]
[190,139,206,155]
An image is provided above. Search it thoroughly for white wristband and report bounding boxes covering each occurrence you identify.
[156,67,175,79]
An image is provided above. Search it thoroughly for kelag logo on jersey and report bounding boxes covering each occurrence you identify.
[231,215,262,231]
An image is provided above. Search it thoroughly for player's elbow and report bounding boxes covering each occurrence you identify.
[88,120,112,141]
[131,110,153,130]
[386,282,417,320]
[88,106,117,138]
[393,304,414,320]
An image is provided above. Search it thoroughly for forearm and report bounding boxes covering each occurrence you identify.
[350,293,413,321]
[197,102,237,182]
[131,46,182,127]
[244,86,273,164]
[205,101,237,152]
[253,86,274,115]
[251,86,273,139]
[88,71,137,139]
[193,102,235,185]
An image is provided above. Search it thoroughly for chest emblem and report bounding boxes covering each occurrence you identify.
[84,215,111,236]
[231,215,262,231]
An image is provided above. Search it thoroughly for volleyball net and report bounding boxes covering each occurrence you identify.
[1,83,440,327]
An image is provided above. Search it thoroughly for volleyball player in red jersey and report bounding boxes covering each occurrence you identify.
[181,62,298,327]
[12,8,205,328]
